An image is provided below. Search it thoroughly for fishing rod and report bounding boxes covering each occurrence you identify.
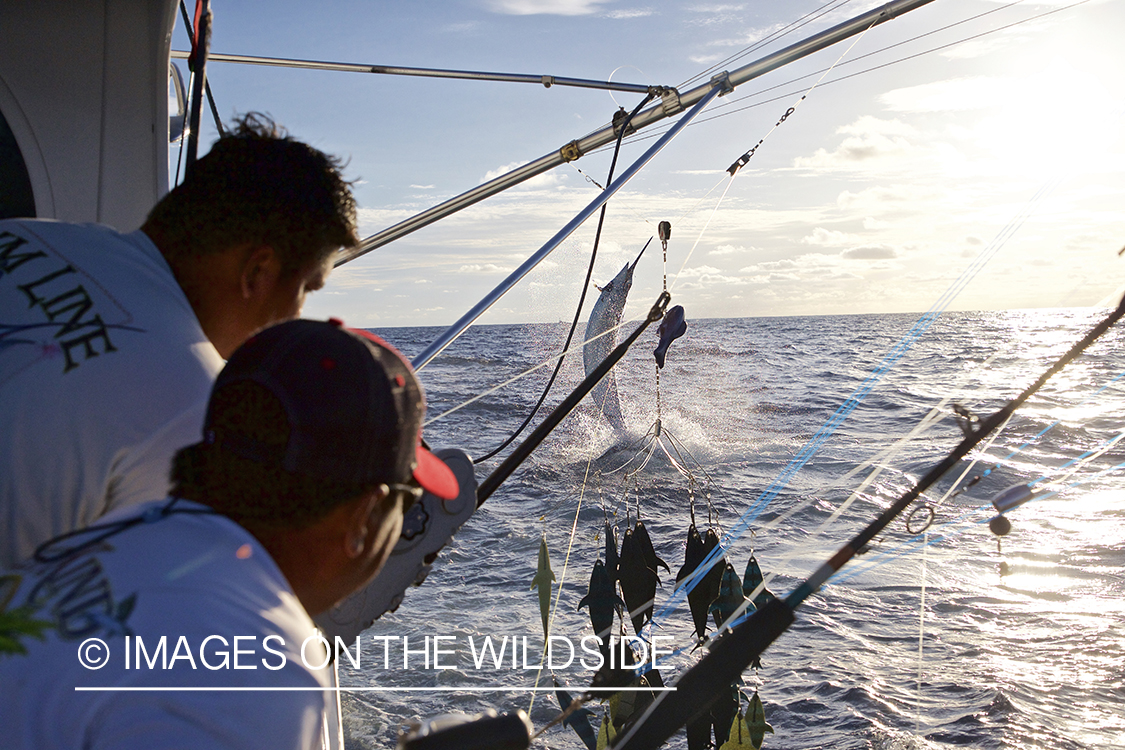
[183,0,212,176]
[612,291,1125,750]
[338,0,939,264]
[476,292,670,506]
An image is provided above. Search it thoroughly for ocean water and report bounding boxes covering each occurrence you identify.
[340,308,1125,750]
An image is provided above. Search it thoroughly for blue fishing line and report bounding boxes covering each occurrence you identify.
[832,455,1125,584]
[648,180,1059,629]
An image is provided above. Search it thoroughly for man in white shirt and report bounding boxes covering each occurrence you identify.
[0,318,459,749]
[0,113,358,567]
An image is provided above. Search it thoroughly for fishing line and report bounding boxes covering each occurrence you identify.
[678,0,858,89]
[615,299,1125,750]
[911,408,1015,731]
[834,417,1125,584]
[832,452,1125,585]
[664,14,877,296]
[527,454,595,715]
[702,0,1034,116]
[472,93,656,464]
[703,319,1116,632]
[605,0,1087,151]
[996,369,1125,485]
[839,442,1125,582]
[422,317,634,427]
[713,372,1010,625]
[647,180,1059,634]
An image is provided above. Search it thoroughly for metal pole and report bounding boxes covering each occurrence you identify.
[410,86,722,371]
[184,0,212,176]
[171,50,653,94]
[339,0,938,265]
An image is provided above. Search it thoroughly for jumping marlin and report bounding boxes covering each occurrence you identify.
[531,537,555,638]
[583,243,646,431]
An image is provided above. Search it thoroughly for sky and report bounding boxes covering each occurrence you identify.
[176,0,1125,328]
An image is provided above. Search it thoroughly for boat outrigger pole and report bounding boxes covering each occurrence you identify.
[338,0,939,266]
[171,50,655,94]
[410,88,721,371]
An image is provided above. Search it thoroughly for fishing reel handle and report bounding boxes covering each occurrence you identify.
[315,448,479,641]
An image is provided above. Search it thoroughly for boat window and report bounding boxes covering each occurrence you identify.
[0,108,35,219]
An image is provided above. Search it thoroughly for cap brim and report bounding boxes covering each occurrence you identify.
[413,445,459,500]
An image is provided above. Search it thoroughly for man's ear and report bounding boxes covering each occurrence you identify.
[343,485,390,559]
[239,245,282,301]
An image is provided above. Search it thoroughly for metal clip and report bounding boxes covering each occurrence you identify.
[660,87,683,116]
[710,71,734,96]
[952,403,979,438]
[612,107,636,137]
[541,75,554,88]
[559,140,582,162]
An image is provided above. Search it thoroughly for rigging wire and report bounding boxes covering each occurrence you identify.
[833,448,1125,585]
[599,0,1087,154]
[468,93,655,465]
[413,1,1087,434]
[678,0,858,89]
[831,366,1125,583]
[646,178,1060,632]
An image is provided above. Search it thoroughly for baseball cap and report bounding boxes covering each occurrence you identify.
[204,318,458,500]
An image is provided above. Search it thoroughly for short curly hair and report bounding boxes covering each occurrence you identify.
[143,113,358,274]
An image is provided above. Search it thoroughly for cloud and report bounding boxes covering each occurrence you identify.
[482,162,569,189]
[801,228,861,247]
[842,245,897,260]
[879,77,1007,113]
[458,263,516,274]
[605,8,653,18]
[486,0,607,14]
[674,264,747,287]
[793,117,918,170]
[409,184,435,190]
[836,184,941,212]
[442,21,482,33]
[686,3,744,10]
[709,244,748,256]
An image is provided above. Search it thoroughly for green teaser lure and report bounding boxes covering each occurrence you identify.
[530,537,555,638]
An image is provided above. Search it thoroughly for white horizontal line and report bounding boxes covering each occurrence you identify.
[75,686,677,693]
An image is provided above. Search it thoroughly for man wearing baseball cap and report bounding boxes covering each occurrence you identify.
[0,318,457,750]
